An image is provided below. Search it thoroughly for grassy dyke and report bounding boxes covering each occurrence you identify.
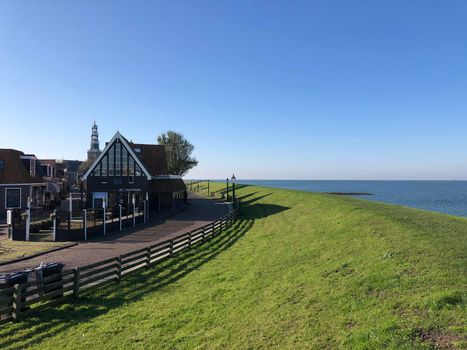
[0,182,465,349]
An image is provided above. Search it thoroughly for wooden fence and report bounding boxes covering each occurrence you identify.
[0,209,236,325]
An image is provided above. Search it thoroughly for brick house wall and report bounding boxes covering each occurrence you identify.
[0,184,47,221]
[0,185,30,220]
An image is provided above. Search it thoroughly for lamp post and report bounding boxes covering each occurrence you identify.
[226,178,229,201]
[231,174,236,206]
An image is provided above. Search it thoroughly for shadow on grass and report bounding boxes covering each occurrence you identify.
[241,193,272,206]
[208,184,251,195]
[0,218,254,350]
[241,203,289,219]
[0,192,288,349]
[237,192,260,201]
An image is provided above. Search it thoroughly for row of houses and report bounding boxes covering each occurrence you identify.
[0,150,80,220]
[0,123,186,221]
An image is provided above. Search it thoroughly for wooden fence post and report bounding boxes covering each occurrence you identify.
[188,231,192,248]
[73,267,81,297]
[83,209,87,241]
[201,227,206,242]
[145,247,151,268]
[117,255,122,282]
[13,284,22,321]
[170,239,174,256]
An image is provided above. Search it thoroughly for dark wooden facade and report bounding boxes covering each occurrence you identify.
[83,132,185,212]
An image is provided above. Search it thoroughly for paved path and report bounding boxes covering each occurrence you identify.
[0,192,226,273]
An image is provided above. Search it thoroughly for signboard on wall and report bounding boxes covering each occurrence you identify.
[92,192,108,209]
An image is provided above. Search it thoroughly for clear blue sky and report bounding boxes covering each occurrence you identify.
[0,1,466,180]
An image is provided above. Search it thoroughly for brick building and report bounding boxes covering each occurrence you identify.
[0,149,46,220]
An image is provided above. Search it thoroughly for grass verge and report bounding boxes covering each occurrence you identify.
[0,240,74,265]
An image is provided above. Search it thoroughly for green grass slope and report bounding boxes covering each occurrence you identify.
[0,183,465,349]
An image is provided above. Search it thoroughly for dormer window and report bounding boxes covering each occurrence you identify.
[30,159,36,176]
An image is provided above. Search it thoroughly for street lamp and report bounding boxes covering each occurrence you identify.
[231,174,236,205]
[226,178,229,201]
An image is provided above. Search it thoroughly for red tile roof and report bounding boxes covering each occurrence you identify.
[0,149,44,184]
[128,143,168,176]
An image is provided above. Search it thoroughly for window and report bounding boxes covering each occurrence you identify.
[122,145,128,176]
[115,142,121,176]
[5,188,21,208]
[128,155,135,182]
[134,147,141,155]
[91,163,101,177]
[101,155,108,176]
[95,163,101,177]
[0,160,4,171]
[30,159,36,176]
[108,144,115,176]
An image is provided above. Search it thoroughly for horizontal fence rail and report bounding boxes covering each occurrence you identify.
[0,209,236,325]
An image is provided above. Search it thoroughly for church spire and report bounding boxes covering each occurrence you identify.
[87,122,101,162]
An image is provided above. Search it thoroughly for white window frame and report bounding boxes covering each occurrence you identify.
[5,187,22,209]
[30,159,36,176]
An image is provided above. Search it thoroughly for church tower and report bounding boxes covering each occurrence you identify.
[87,121,101,162]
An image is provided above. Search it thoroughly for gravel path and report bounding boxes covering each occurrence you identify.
[0,192,226,273]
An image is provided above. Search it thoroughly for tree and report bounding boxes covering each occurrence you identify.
[157,131,198,176]
[78,159,93,174]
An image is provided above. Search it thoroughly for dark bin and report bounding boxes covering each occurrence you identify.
[34,263,64,299]
[10,209,26,241]
[0,272,29,317]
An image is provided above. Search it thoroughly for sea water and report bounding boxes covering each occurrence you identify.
[232,180,467,218]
